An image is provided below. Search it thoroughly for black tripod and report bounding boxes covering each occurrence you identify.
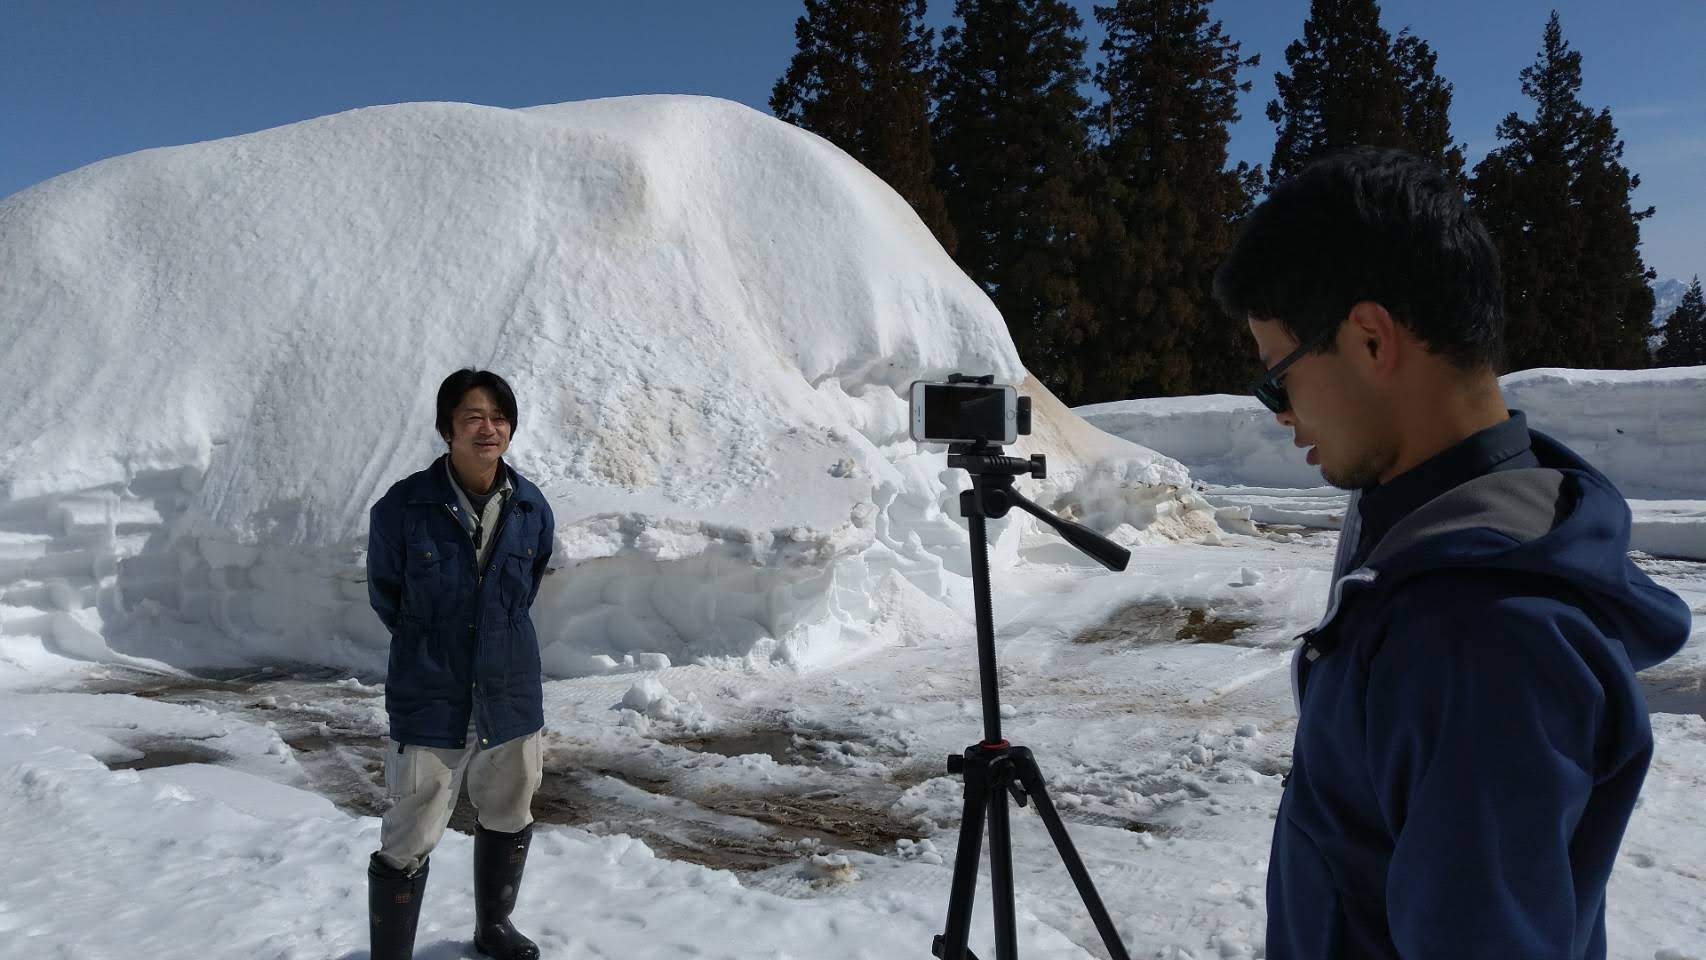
[932,439,1133,960]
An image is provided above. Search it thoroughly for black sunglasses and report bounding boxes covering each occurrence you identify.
[1252,326,1338,414]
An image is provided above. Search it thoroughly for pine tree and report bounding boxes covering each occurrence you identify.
[1078,0,1262,402]
[1266,0,1461,184]
[771,0,957,253]
[932,0,1096,396]
[1654,277,1706,366]
[1470,13,1655,371]
[1391,27,1465,183]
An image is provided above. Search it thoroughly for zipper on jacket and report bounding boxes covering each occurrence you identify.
[444,498,520,748]
[446,500,518,592]
[1290,568,1379,710]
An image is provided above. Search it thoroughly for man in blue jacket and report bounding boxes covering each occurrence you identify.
[364,369,554,960]
[1213,147,1691,957]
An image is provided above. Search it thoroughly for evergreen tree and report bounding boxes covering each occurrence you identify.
[1079,0,1262,402]
[933,0,1096,396]
[1392,27,1465,183]
[1654,277,1706,366]
[1470,13,1655,371]
[771,0,957,253]
[1267,0,1461,184]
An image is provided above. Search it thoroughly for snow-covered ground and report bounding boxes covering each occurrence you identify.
[2,98,1701,958]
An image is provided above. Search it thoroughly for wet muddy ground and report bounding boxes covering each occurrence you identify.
[78,665,932,877]
[1070,601,1257,646]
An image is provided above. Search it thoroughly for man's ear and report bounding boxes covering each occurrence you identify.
[1347,301,1400,373]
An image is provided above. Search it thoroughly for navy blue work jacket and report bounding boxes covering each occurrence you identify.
[366,455,554,749]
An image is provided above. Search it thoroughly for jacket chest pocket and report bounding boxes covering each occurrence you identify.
[404,537,461,619]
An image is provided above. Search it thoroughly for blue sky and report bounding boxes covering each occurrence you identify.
[3,0,1700,280]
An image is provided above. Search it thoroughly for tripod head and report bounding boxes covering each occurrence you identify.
[947,441,1130,573]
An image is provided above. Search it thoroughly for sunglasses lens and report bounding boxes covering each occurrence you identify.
[1256,382,1288,414]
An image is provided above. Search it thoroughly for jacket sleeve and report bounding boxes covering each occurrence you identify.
[367,498,405,632]
[1365,589,1600,958]
[525,499,554,609]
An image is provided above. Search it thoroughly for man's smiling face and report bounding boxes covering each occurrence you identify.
[443,386,511,469]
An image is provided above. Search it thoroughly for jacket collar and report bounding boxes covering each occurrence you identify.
[407,453,536,509]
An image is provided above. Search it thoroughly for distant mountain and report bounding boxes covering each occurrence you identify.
[1654,278,1688,326]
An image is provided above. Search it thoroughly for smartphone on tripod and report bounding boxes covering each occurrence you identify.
[909,379,1019,445]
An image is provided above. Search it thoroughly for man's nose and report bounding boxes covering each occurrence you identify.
[1274,409,1296,428]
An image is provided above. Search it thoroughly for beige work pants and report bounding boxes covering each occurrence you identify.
[375,716,543,874]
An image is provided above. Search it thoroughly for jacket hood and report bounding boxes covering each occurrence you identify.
[1356,428,1691,671]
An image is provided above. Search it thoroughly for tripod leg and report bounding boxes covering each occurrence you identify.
[936,758,990,960]
[1014,756,1132,960]
[985,770,1019,960]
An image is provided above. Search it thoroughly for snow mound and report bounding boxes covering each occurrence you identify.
[0,96,1213,679]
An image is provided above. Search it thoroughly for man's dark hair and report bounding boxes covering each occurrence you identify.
[435,369,519,443]
[1213,146,1506,372]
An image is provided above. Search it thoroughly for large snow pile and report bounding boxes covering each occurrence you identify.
[1077,366,1706,499]
[0,96,1215,680]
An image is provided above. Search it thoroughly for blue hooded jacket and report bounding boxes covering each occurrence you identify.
[1267,428,1691,958]
[366,454,554,749]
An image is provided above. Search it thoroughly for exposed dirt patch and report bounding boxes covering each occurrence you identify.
[105,740,226,771]
[887,757,953,791]
[1071,601,1255,646]
[1176,607,1256,644]
[702,791,916,855]
[1123,820,1165,834]
[667,730,798,764]
[81,665,393,818]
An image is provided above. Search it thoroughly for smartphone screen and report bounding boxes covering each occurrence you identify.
[912,382,1016,444]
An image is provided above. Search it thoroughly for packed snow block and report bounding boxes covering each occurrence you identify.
[1076,394,1323,489]
[0,531,52,564]
[1503,367,1706,500]
[1628,502,1706,561]
[27,547,102,582]
[534,540,870,672]
[53,493,161,538]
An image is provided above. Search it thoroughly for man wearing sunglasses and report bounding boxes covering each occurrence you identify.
[1213,147,1689,958]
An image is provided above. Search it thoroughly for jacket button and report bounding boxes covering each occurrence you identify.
[481,739,489,745]
[423,551,432,559]
[526,548,533,556]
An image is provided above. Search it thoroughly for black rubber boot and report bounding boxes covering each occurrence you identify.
[368,852,429,960]
[473,822,540,960]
